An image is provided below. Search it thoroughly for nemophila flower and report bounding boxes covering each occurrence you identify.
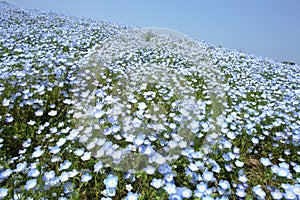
[0,169,12,179]
[277,167,291,178]
[27,120,36,125]
[51,156,62,163]
[251,137,259,144]
[50,127,58,134]
[292,184,300,196]
[238,174,248,183]
[235,160,244,167]
[202,170,215,182]
[133,134,145,146]
[94,161,103,173]
[125,192,139,200]
[24,179,37,191]
[14,161,27,173]
[236,188,247,198]
[32,146,44,158]
[178,187,192,198]
[50,146,61,154]
[104,174,118,188]
[271,165,280,174]
[252,186,266,199]
[81,152,91,161]
[164,183,177,194]
[188,163,199,171]
[81,173,92,183]
[168,193,182,200]
[28,168,40,177]
[143,165,156,175]
[150,178,163,189]
[197,182,207,193]
[105,187,116,197]
[2,98,10,106]
[0,188,8,199]
[158,163,172,174]
[63,182,75,194]
[43,170,56,181]
[224,164,232,172]
[59,160,72,171]
[48,110,57,116]
[59,172,70,182]
[74,148,84,156]
[284,189,296,200]
[164,172,175,183]
[56,138,67,147]
[279,162,290,169]
[260,157,272,166]
[218,180,230,190]
[271,189,283,199]
[33,108,44,120]
[5,115,14,123]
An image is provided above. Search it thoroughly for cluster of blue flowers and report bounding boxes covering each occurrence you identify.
[0,0,299,199]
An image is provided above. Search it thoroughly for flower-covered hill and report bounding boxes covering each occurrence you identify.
[0,1,300,199]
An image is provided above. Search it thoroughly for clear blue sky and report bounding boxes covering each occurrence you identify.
[6,0,300,64]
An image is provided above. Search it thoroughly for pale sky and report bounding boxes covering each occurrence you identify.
[6,0,300,64]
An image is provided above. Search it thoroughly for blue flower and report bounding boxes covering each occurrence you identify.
[106,187,116,197]
[284,189,296,200]
[260,157,272,166]
[0,188,8,199]
[125,192,139,200]
[32,146,44,158]
[50,146,61,154]
[202,195,214,200]
[168,193,182,200]
[59,172,70,182]
[202,170,215,182]
[236,188,246,198]
[13,161,27,173]
[294,165,300,173]
[0,169,13,179]
[164,183,177,194]
[24,179,37,191]
[104,174,118,189]
[271,189,283,199]
[252,185,266,199]
[74,148,84,156]
[158,163,172,174]
[234,159,244,167]
[218,180,230,190]
[143,165,156,175]
[94,161,103,173]
[178,187,192,198]
[238,175,248,183]
[59,160,72,171]
[28,168,40,177]
[164,172,175,183]
[292,184,300,196]
[63,182,76,194]
[81,174,92,183]
[277,167,290,178]
[81,152,91,161]
[150,178,163,189]
[197,182,207,193]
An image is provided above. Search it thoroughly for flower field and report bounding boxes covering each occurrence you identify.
[0,1,300,199]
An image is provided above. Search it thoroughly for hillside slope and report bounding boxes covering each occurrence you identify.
[0,1,300,199]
